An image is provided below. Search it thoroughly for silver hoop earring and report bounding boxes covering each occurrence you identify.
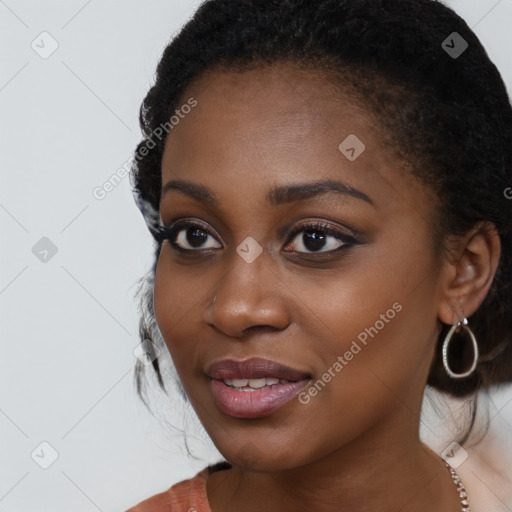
[441,317,479,379]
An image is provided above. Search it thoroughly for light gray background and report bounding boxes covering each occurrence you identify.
[1,1,512,511]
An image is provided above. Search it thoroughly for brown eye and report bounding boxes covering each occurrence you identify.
[285,222,356,254]
[157,221,222,251]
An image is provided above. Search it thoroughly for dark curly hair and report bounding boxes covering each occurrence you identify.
[129,0,512,448]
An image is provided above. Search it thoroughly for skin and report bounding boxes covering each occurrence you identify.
[153,63,501,512]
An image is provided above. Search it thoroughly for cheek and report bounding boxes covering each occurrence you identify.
[153,252,172,335]
[293,239,437,402]
[152,249,212,386]
[153,250,192,360]
[153,248,197,334]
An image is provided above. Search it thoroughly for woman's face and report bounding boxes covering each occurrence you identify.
[153,64,445,471]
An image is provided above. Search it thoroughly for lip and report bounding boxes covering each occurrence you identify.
[205,357,311,381]
[205,357,312,418]
[209,378,311,418]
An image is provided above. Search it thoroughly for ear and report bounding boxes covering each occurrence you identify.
[437,221,501,325]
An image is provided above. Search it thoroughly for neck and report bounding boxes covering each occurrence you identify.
[207,409,463,512]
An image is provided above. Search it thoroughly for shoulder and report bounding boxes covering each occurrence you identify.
[451,389,512,511]
[124,466,211,512]
[422,387,512,511]
[458,414,512,512]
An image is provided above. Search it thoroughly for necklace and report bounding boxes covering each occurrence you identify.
[443,461,470,511]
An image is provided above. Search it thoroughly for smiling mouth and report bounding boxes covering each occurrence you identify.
[208,375,311,418]
[220,377,301,391]
[205,357,312,418]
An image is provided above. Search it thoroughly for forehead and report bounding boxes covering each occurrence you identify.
[159,63,428,217]
[164,63,379,163]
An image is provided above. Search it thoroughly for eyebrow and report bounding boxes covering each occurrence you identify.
[161,179,374,207]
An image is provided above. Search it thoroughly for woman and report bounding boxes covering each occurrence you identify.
[126,0,512,510]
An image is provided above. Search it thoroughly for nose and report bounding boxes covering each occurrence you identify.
[203,247,291,338]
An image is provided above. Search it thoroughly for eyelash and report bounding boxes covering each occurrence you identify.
[154,219,357,256]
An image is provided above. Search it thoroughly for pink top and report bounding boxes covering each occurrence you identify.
[125,462,230,512]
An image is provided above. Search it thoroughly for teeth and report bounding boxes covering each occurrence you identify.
[231,378,248,387]
[223,377,290,390]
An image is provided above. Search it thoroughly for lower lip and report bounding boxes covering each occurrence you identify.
[209,378,311,418]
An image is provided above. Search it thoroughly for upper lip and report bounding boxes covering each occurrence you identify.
[206,357,311,381]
